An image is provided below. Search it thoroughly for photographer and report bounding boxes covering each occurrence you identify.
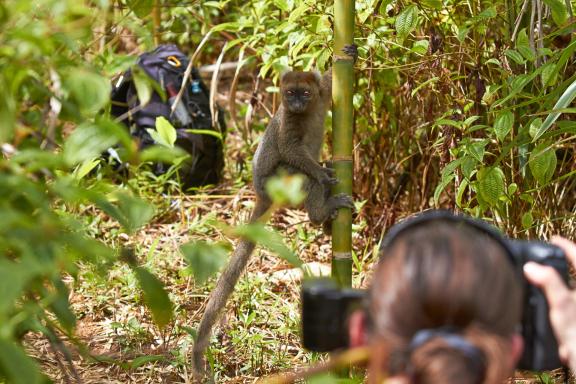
[524,235,576,373]
[301,211,573,383]
[348,218,524,383]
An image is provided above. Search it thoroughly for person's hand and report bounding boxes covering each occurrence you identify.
[523,236,576,371]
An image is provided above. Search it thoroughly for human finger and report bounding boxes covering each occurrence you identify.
[551,236,576,267]
[523,262,571,308]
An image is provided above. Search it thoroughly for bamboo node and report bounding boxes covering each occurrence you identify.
[333,252,352,260]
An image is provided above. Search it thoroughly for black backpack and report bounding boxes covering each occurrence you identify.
[110,44,225,189]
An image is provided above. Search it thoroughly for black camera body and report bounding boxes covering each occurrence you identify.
[302,212,570,372]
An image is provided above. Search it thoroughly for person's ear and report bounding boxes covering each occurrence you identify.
[349,310,367,347]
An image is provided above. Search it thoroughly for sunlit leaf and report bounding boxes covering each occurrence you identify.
[180,241,229,285]
[542,0,568,26]
[127,0,153,18]
[133,267,173,329]
[232,224,302,267]
[533,78,576,140]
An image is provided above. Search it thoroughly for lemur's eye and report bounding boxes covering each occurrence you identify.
[303,91,311,96]
[287,90,294,95]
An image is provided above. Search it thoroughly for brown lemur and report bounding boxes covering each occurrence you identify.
[192,45,358,376]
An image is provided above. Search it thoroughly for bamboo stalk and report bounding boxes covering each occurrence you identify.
[152,0,161,46]
[331,0,355,288]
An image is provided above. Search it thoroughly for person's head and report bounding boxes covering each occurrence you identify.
[349,218,524,384]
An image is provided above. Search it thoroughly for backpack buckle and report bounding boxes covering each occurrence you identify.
[167,56,181,67]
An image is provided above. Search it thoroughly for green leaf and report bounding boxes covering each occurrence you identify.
[522,212,534,229]
[461,156,477,179]
[65,68,110,116]
[395,5,419,44]
[63,120,129,166]
[180,241,229,285]
[529,143,557,185]
[541,62,558,87]
[233,224,302,267]
[73,158,101,180]
[130,355,165,369]
[477,167,505,206]
[133,267,173,329]
[50,279,76,332]
[434,173,454,205]
[421,0,442,9]
[504,49,525,65]
[0,340,44,384]
[127,0,153,18]
[150,116,177,148]
[516,29,535,62]
[542,0,568,26]
[411,40,429,55]
[265,173,306,206]
[273,0,290,12]
[533,78,576,140]
[140,145,189,164]
[493,111,514,141]
[113,192,156,234]
[529,118,542,139]
[132,67,153,106]
[467,140,488,162]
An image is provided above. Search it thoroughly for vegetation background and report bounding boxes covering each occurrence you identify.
[0,0,574,382]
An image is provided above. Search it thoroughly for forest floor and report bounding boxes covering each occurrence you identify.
[23,130,572,384]
[22,69,573,383]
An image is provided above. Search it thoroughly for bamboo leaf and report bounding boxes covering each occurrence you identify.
[533,78,576,141]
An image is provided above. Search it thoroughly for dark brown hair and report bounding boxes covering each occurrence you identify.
[367,220,522,383]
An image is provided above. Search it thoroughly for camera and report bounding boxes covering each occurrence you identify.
[302,214,570,371]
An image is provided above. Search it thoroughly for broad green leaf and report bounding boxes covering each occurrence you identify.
[65,68,110,116]
[477,167,505,206]
[180,241,229,285]
[133,267,173,329]
[504,49,525,65]
[0,340,44,384]
[529,144,557,185]
[132,67,153,106]
[493,111,514,141]
[152,117,177,148]
[541,62,558,87]
[411,40,429,55]
[542,0,568,26]
[467,140,487,162]
[232,224,302,267]
[140,145,189,164]
[184,129,223,141]
[0,260,36,314]
[63,121,127,166]
[265,173,306,206]
[533,78,576,140]
[516,29,535,62]
[461,156,477,179]
[455,178,470,208]
[395,5,419,44]
[113,192,156,234]
[273,0,290,12]
[127,0,153,18]
[522,212,534,229]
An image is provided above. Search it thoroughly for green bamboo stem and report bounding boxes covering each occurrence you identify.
[331,0,355,288]
[152,0,161,46]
